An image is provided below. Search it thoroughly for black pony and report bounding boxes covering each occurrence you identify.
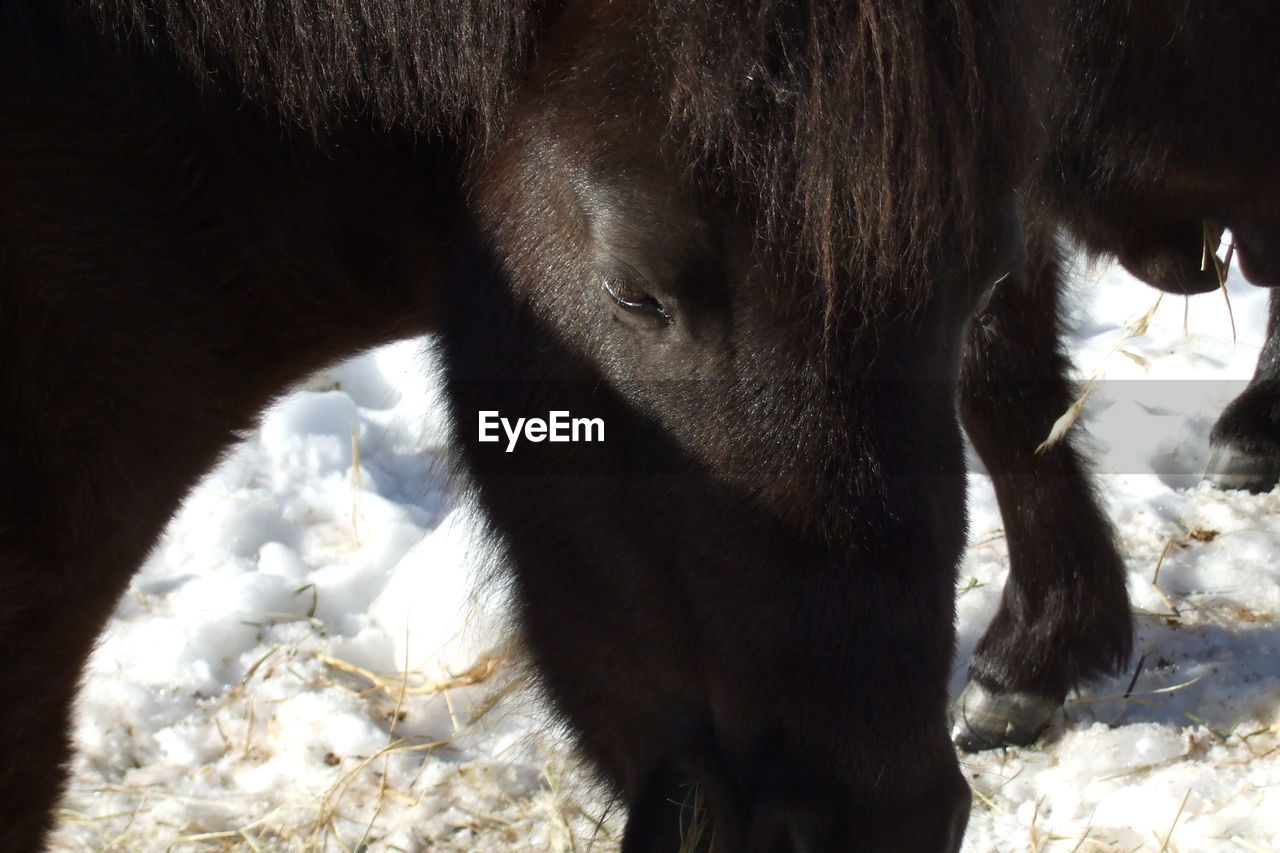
[2,2,1277,852]
[0,2,1038,849]
[952,3,1280,750]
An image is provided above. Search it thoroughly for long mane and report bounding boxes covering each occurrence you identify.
[650,0,1046,324]
[65,0,1043,322]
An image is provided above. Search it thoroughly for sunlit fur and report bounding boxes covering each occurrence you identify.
[2,1,1278,851]
[85,0,1043,321]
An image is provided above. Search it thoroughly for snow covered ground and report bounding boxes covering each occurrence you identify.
[958,258,1280,853]
[49,253,1279,852]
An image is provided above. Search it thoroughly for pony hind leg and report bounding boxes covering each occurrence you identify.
[952,230,1133,750]
[1205,288,1280,492]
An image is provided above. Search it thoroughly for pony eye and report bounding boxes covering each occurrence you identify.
[603,273,672,324]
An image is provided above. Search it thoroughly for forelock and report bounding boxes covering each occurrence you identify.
[646,0,1046,328]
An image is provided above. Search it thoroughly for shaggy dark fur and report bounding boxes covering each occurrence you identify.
[647,0,1044,324]
[1041,2,1280,296]
[951,0,1280,750]
[0,2,1040,850]
[1,6,452,847]
[85,0,1041,322]
[2,0,1277,850]
[86,0,550,141]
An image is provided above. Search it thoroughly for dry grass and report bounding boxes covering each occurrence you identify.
[1036,290,1164,453]
[51,630,621,853]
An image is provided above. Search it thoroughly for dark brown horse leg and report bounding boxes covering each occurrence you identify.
[0,322,230,848]
[0,107,440,848]
[0,574,76,849]
[1205,288,1280,492]
[1198,217,1280,492]
[0,644,79,849]
[0,332,266,850]
[0,293,435,850]
[952,231,1132,751]
[0,544,152,849]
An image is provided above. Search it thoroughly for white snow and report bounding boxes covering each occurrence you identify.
[958,255,1280,853]
[49,258,1279,852]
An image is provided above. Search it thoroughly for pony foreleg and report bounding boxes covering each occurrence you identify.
[952,231,1133,750]
[0,529,154,850]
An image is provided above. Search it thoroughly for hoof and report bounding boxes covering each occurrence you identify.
[1203,443,1280,493]
[950,682,1058,752]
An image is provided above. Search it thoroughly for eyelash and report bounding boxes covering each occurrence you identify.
[603,275,672,324]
